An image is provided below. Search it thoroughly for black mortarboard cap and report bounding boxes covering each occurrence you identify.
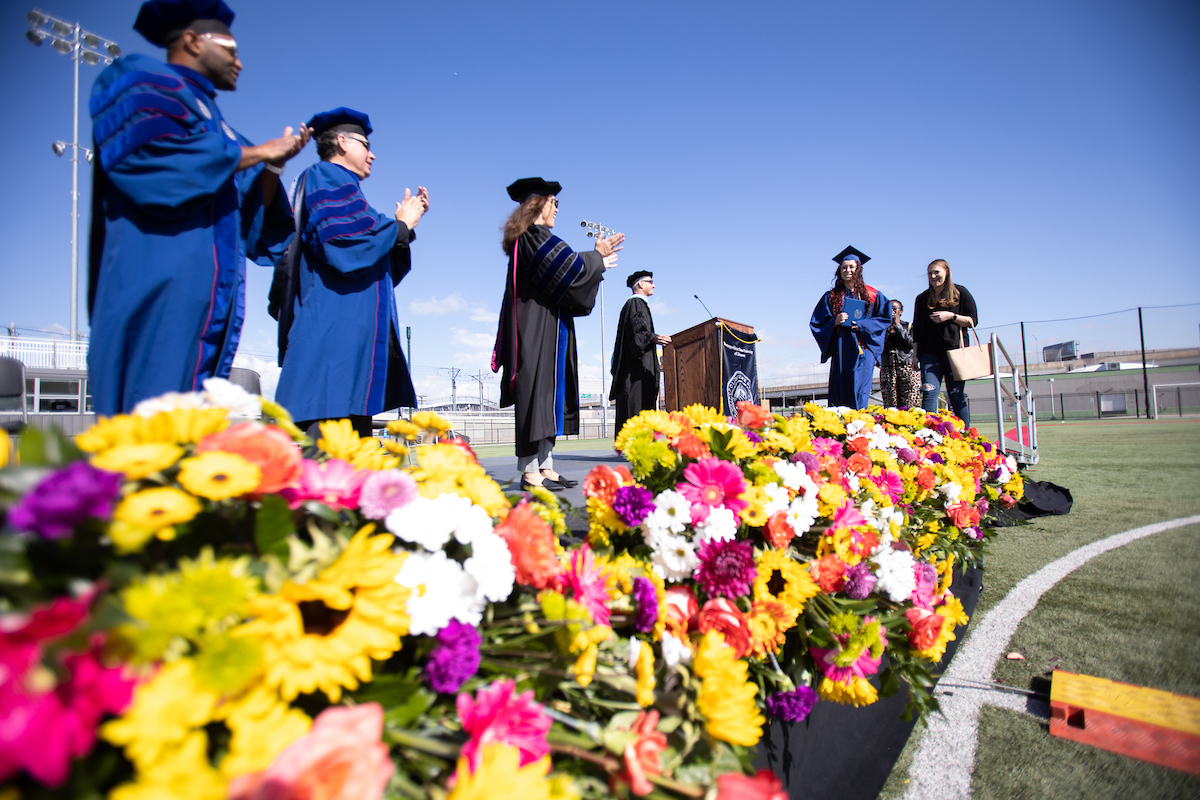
[626,270,652,288]
[833,245,870,266]
[507,177,562,203]
[306,108,373,137]
[134,0,235,47]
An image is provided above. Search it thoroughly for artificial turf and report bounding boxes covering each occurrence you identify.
[881,418,1200,799]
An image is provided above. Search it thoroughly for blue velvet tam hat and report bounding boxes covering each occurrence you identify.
[833,245,870,266]
[307,108,373,137]
[134,0,235,47]
[507,177,562,203]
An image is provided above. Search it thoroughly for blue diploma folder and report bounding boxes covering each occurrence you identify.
[840,297,867,326]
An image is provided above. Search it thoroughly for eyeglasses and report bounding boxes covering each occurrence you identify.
[548,197,559,208]
[199,32,238,58]
[341,133,371,152]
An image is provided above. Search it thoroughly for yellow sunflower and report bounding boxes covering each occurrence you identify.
[753,547,819,617]
[215,684,311,779]
[237,525,410,702]
[177,451,261,500]
[738,485,770,527]
[92,442,184,479]
[448,744,555,800]
[681,404,726,426]
[114,487,202,530]
[316,419,399,470]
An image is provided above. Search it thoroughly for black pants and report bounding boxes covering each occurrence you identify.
[294,414,375,440]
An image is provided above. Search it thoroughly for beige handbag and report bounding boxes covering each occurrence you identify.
[947,327,993,380]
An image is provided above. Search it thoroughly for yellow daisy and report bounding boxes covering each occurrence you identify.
[215,684,311,779]
[108,730,227,800]
[316,419,399,470]
[818,674,878,707]
[237,525,410,702]
[745,599,793,658]
[101,659,219,770]
[385,418,421,440]
[177,451,261,500]
[414,442,508,516]
[411,410,453,434]
[448,744,555,800]
[693,631,764,746]
[681,404,726,426]
[753,547,819,617]
[804,403,846,436]
[92,442,184,479]
[0,432,9,468]
[114,486,202,530]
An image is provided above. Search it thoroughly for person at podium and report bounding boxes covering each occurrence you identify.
[809,246,891,409]
[491,178,621,491]
[611,270,671,435]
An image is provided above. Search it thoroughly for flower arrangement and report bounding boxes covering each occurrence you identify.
[0,382,1018,799]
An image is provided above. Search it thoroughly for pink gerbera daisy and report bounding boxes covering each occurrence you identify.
[563,544,612,626]
[810,437,843,459]
[279,459,368,511]
[456,679,551,772]
[358,470,419,520]
[872,469,904,504]
[676,458,747,522]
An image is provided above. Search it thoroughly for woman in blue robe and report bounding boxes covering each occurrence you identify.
[809,247,891,409]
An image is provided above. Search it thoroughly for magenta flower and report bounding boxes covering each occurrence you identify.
[791,451,820,473]
[694,539,756,599]
[425,620,482,694]
[358,469,419,520]
[613,485,655,527]
[830,501,868,531]
[563,544,612,626]
[631,577,659,634]
[676,458,747,523]
[765,687,817,722]
[811,619,886,683]
[456,679,551,772]
[810,437,843,459]
[278,459,368,511]
[7,462,122,540]
[843,563,878,600]
[873,470,904,504]
[910,562,939,609]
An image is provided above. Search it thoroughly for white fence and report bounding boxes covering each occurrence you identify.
[0,337,88,370]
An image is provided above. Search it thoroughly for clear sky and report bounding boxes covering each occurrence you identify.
[3,0,1198,405]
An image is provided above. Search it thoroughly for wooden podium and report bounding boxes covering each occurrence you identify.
[662,317,756,413]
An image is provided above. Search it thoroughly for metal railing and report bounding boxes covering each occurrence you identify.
[0,337,88,370]
[990,333,1039,465]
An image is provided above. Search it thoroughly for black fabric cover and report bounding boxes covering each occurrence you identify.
[990,478,1074,526]
[753,566,984,800]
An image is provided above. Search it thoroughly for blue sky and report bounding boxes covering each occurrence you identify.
[3,0,1198,405]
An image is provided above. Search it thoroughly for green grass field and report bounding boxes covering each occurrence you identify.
[882,419,1200,799]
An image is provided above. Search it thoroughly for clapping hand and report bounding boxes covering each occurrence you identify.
[395,186,430,228]
[594,231,625,258]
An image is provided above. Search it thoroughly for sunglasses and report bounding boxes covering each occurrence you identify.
[200,32,238,58]
[342,133,371,151]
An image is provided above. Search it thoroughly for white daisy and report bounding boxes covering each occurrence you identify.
[661,632,693,668]
[652,489,692,533]
[394,549,484,635]
[464,530,516,603]
[649,532,699,582]
[763,482,790,517]
[693,506,738,544]
[786,488,819,536]
[772,460,806,492]
[870,547,917,602]
[385,496,455,551]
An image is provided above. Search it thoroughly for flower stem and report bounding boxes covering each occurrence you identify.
[383,728,461,759]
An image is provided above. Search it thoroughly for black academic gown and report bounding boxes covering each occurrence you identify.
[610,295,659,434]
[492,225,605,457]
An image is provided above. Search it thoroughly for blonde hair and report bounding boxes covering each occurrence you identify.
[501,195,551,253]
[926,259,960,308]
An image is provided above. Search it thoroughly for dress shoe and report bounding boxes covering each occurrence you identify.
[521,475,563,492]
[554,476,579,488]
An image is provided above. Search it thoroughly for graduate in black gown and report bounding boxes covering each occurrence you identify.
[491,178,622,490]
[610,270,670,434]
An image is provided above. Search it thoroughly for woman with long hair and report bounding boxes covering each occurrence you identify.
[491,177,621,490]
[809,246,892,409]
[912,259,977,424]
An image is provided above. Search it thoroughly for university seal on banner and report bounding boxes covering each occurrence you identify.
[726,370,754,413]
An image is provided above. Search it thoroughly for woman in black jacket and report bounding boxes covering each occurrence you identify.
[912,259,977,424]
[881,299,920,408]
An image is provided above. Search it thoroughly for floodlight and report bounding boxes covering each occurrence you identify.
[52,141,67,156]
[107,43,121,57]
[81,33,99,48]
[26,29,45,45]
[81,50,99,65]
[52,38,71,54]
[27,11,47,26]
[85,150,93,163]
[50,20,71,36]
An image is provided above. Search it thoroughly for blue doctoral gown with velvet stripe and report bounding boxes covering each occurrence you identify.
[87,54,292,416]
[810,286,891,409]
[273,161,417,422]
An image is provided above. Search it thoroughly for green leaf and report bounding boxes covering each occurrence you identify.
[254,495,294,559]
[16,426,81,467]
[380,683,437,728]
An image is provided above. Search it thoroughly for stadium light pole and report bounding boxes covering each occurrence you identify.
[26,10,121,343]
[581,219,616,438]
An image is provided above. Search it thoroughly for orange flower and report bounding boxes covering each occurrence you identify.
[809,554,846,594]
[847,437,870,455]
[905,608,945,650]
[695,598,752,660]
[495,500,561,590]
[764,512,795,550]
[227,703,392,800]
[615,465,634,483]
[664,585,698,639]
[736,401,773,429]
[582,465,622,505]
[673,432,709,459]
[745,600,793,658]
[197,422,302,495]
[617,710,668,797]
[846,452,872,475]
[916,467,936,491]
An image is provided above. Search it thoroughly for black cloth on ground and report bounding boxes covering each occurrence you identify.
[989,479,1074,526]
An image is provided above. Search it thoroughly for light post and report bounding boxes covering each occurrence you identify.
[1048,377,1054,420]
[26,10,121,343]
[581,219,615,438]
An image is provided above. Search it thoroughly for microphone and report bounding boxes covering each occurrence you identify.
[694,294,716,320]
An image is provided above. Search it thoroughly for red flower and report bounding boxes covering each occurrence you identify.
[715,769,787,800]
[736,401,773,429]
[945,502,981,530]
[847,437,870,455]
[664,585,698,639]
[905,607,945,650]
[916,467,936,491]
[695,598,752,659]
[846,452,872,475]
[998,493,1017,509]
[616,710,668,797]
[810,555,846,594]
[764,512,795,549]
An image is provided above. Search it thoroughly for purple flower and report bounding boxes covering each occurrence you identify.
[791,451,820,473]
[843,562,878,600]
[613,485,655,527]
[929,453,945,465]
[766,687,817,722]
[897,447,919,465]
[873,414,886,424]
[965,526,983,541]
[744,430,762,444]
[631,577,659,634]
[425,620,482,694]
[695,539,756,599]
[7,462,122,540]
[981,441,992,453]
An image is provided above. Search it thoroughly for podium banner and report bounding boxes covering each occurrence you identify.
[720,324,759,415]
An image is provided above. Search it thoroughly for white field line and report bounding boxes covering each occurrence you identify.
[903,514,1200,800]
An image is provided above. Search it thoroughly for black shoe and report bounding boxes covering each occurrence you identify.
[521,475,563,492]
[553,476,579,488]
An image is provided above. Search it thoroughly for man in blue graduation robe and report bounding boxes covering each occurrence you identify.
[273,108,428,437]
[809,247,891,409]
[87,0,309,415]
